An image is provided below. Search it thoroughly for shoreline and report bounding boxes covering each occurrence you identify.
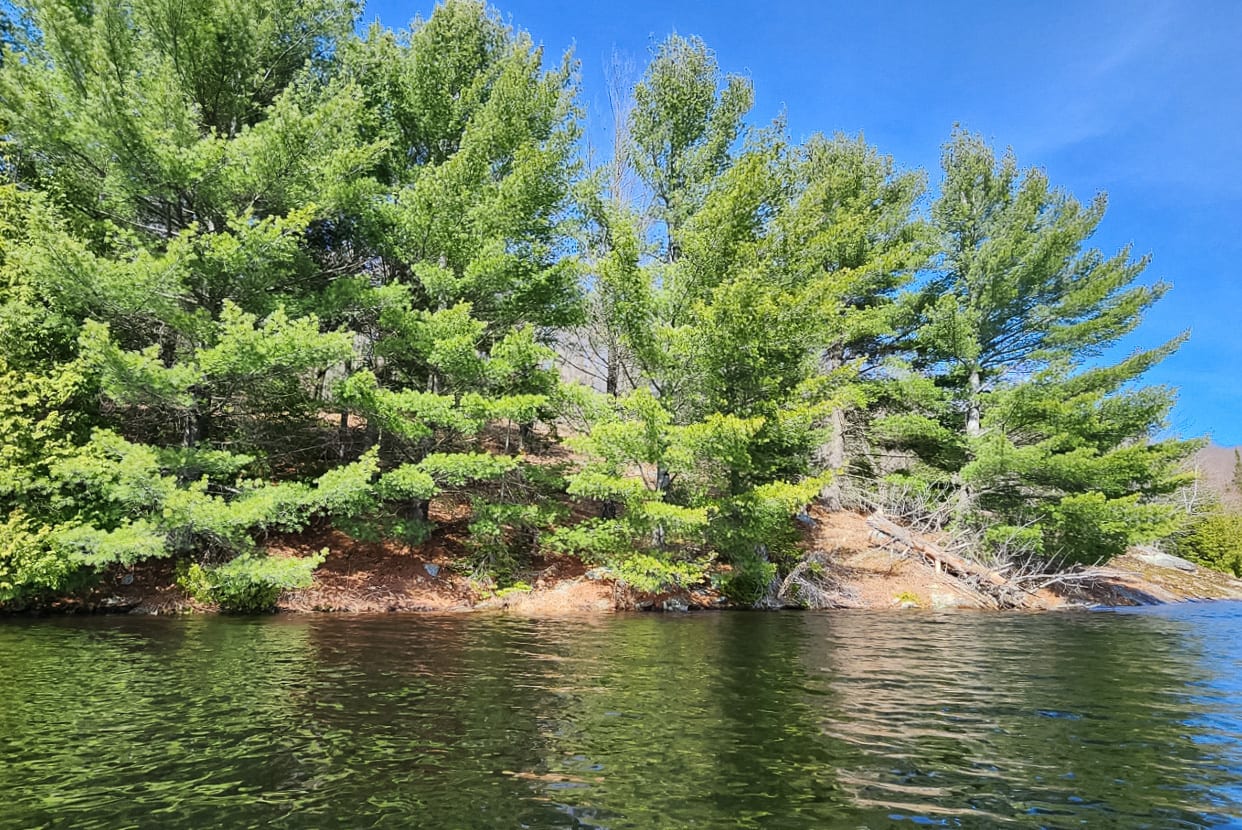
[11,510,1242,618]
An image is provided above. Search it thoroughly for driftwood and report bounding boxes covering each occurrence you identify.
[867,514,1007,587]
[865,513,1028,609]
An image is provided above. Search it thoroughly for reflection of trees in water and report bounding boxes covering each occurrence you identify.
[525,614,853,829]
[0,616,575,828]
[514,615,737,828]
[293,615,586,828]
[1,612,1239,829]
[807,612,1242,827]
[0,616,320,827]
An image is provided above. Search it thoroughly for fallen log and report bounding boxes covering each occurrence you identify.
[866,514,1008,588]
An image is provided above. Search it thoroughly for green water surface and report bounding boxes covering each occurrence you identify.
[2,605,1240,828]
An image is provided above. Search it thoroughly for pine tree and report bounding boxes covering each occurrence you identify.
[0,0,370,600]
[0,0,588,601]
[325,0,582,573]
[889,130,1196,563]
[564,37,842,601]
[768,134,926,507]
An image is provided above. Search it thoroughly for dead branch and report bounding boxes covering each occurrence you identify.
[867,514,1008,587]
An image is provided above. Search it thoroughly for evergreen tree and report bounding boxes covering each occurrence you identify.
[0,2,1211,605]
[768,134,926,507]
[0,0,587,599]
[885,130,1195,563]
[563,37,841,601]
[0,0,370,601]
[326,0,582,574]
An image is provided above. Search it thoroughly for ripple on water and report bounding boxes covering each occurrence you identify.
[0,606,1240,829]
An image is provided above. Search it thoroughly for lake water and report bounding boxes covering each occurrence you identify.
[1,604,1240,829]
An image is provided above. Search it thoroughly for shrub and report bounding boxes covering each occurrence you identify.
[1176,511,1242,577]
[718,553,777,606]
[612,554,707,594]
[179,552,326,613]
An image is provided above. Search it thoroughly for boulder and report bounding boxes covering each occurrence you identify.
[930,592,970,610]
[1131,548,1198,573]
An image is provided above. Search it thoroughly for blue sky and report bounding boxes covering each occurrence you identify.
[367,0,1242,445]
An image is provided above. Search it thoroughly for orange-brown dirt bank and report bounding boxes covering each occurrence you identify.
[59,507,1242,615]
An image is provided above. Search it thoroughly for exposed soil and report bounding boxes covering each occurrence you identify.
[796,507,1242,610]
[272,527,478,613]
[47,504,1242,616]
[787,507,1056,610]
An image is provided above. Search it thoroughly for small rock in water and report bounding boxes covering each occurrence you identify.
[661,597,689,612]
[424,563,440,578]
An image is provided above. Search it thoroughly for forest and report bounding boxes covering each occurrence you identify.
[0,0,1232,612]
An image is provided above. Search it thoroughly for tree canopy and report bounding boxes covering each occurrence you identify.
[0,0,1202,607]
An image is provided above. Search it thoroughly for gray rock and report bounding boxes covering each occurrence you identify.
[661,597,690,612]
[930,592,969,610]
[1132,549,1197,572]
[584,567,612,581]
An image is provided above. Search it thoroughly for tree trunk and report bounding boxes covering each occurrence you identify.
[596,349,621,519]
[816,349,847,510]
[966,367,982,438]
[182,387,210,449]
[651,464,672,549]
[819,405,847,510]
[605,351,618,397]
[337,410,350,460]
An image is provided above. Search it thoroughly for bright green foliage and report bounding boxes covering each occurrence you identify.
[1174,511,1242,577]
[178,551,325,613]
[611,554,707,594]
[0,422,322,601]
[630,34,753,240]
[341,0,581,339]
[569,38,888,600]
[79,303,353,461]
[561,387,830,598]
[419,453,518,486]
[0,2,1207,605]
[0,0,582,601]
[311,3,579,561]
[886,131,1196,563]
[770,135,927,504]
[467,498,565,584]
[0,514,91,602]
[0,0,373,600]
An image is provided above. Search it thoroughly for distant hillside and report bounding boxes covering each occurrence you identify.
[1190,444,1242,509]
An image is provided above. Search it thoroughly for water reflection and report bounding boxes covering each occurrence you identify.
[809,611,1239,827]
[0,606,1239,829]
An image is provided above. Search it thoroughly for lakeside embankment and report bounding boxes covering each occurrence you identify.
[37,509,1242,616]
